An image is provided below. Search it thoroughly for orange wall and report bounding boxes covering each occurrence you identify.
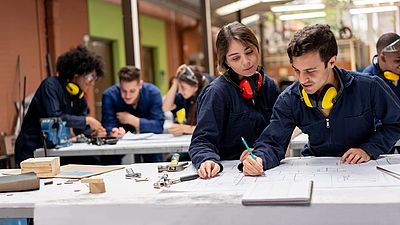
[0,0,89,135]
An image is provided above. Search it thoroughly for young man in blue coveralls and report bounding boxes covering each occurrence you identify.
[242,24,400,176]
[102,66,165,163]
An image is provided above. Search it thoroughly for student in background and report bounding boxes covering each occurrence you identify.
[243,24,400,176]
[15,46,106,164]
[189,21,281,179]
[162,64,209,136]
[102,66,164,163]
[363,33,400,99]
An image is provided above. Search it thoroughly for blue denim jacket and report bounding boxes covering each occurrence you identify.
[254,67,400,170]
[189,69,281,169]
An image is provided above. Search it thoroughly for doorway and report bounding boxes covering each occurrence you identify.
[88,38,115,121]
[142,46,156,84]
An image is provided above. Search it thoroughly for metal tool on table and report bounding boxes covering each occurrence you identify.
[153,173,199,189]
[158,153,189,172]
[41,118,71,156]
[70,134,118,146]
[125,168,142,179]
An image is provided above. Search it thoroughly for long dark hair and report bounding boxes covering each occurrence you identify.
[176,65,209,125]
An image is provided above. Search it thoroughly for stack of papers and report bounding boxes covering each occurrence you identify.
[377,164,400,179]
[121,132,154,140]
[242,181,313,206]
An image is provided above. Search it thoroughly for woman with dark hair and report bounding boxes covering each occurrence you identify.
[15,45,110,164]
[188,21,281,179]
[163,64,209,136]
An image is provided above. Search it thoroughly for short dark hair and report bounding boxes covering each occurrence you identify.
[118,66,141,82]
[56,45,104,81]
[287,24,338,67]
[216,21,260,74]
[377,33,400,54]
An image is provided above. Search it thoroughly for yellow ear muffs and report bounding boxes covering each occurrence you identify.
[384,71,399,81]
[320,85,337,109]
[66,82,84,99]
[301,88,313,108]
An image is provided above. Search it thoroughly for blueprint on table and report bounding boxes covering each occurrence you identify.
[168,156,400,192]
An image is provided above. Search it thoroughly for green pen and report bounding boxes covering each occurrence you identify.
[241,137,257,160]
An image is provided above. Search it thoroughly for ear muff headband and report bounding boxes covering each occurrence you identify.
[239,72,263,99]
[384,71,400,81]
[66,82,84,99]
[300,84,337,109]
[301,88,313,108]
[320,86,337,109]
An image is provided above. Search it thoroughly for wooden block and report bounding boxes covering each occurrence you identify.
[81,178,106,193]
[20,157,60,178]
[81,178,104,184]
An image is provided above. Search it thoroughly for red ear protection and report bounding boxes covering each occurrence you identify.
[239,72,262,99]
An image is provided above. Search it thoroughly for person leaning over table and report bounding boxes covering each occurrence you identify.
[102,65,165,163]
[15,45,108,165]
[162,64,209,136]
[188,21,281,179]
[242,24,400,176]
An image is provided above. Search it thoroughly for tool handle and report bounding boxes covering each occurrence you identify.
[180,174,199,182]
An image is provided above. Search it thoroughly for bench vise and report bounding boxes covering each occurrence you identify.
[40,117,71,149]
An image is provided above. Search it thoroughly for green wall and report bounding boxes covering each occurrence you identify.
[87,0,125,80]
[87,0,168,93]
[140,15,168,93]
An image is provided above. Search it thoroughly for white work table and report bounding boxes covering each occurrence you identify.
[1,156,400,225]
[290,133,400,156]
[34,134,191,163]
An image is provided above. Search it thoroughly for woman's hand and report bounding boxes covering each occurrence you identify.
[198,160,221,179]
[243,155,264,176]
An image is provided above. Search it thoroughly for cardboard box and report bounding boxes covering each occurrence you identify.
[0,135,15,156]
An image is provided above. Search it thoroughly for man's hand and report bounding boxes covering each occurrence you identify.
[110,127,126,139]
[168,124,184,136]
[341,148,371,164]
[198,160,221,179]
[91,126,106,137]
[243,155,264,176]
[116,112,140,132]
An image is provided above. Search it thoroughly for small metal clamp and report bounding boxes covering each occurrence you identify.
[125,168,142,179]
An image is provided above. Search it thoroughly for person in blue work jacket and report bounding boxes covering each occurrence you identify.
[102,65,165,162]
[363,33,400,154]
[189,21,281,179]
[363,33,400,100]
[15,46,107,165]
[242,24,400,176]
[162,64,209,136]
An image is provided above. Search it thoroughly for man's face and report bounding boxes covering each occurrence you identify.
[74,70,97,93]
[381,52,400,75]
[120,80,142,105]
[292,51,334,95]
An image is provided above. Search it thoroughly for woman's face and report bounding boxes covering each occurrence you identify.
[73,70,97,93]
[225,40,259,79]
[178,81,198,99]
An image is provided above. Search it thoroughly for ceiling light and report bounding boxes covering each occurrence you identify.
[279,11,326,21]
[271,3,325,12]
[216,0,260,16]
[241,14,260,25]
[349,6,398,14]
[353,0,400,6]
[216,0,285,16]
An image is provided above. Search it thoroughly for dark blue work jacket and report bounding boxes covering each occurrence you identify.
[189,68,281,169]
[253,67,400,170]
[15,76,90,164]
[101,83,164,134]
[363,63,400,101]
